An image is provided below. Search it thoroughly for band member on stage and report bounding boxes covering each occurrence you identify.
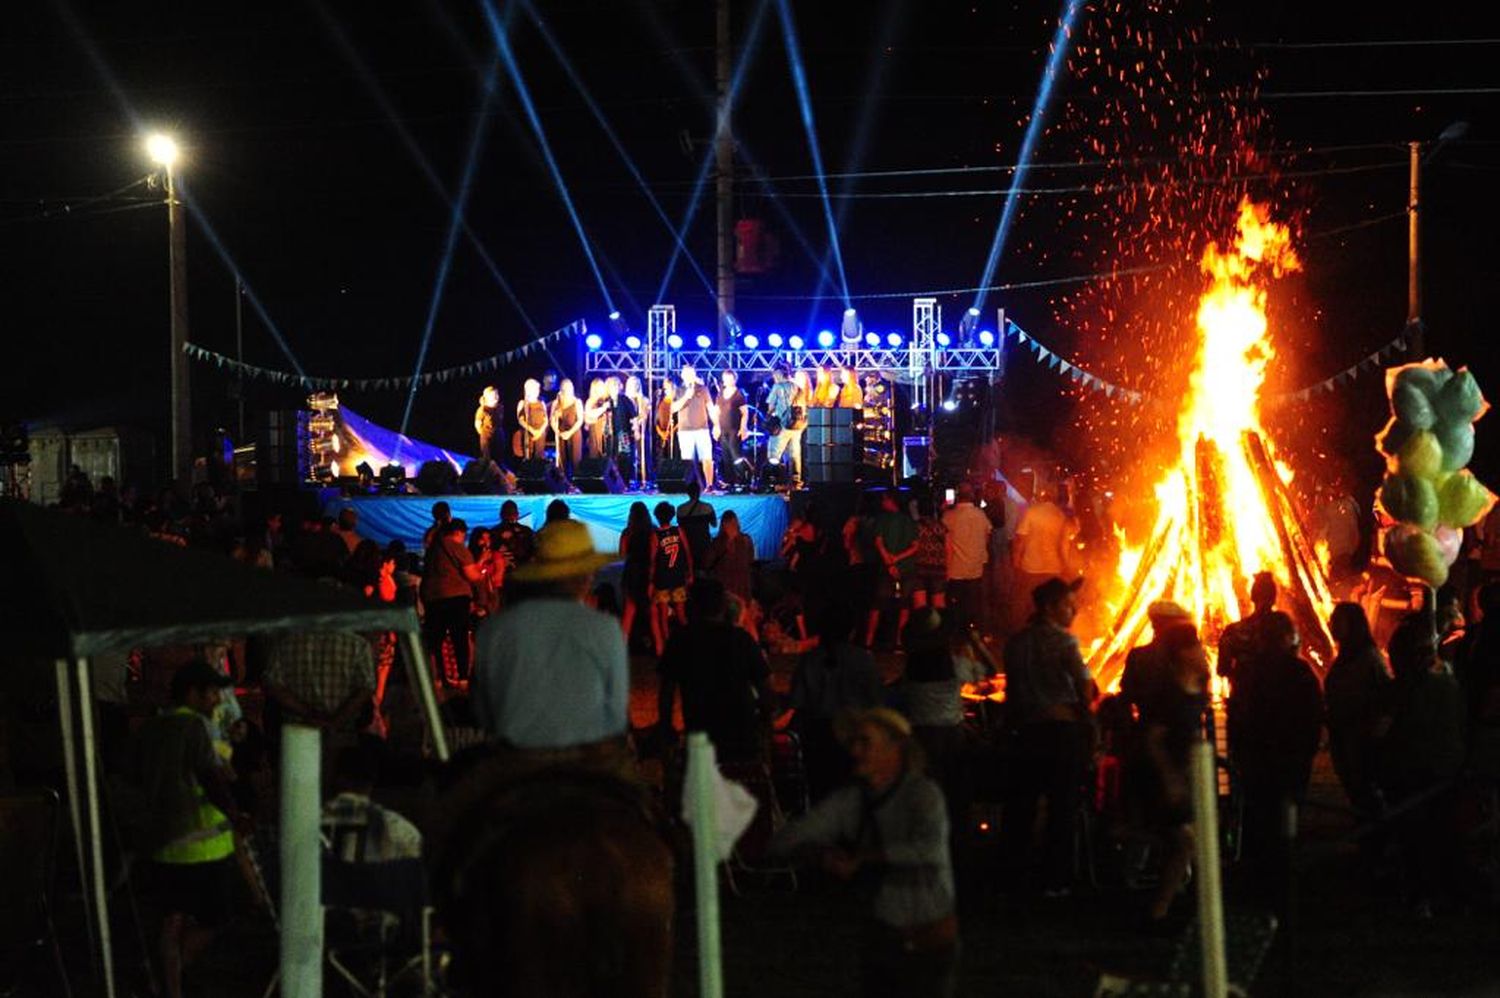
[671,364,717,489]
[583,377,610,458]
[837,364,864,409]
[515,378,548,460]
[715,370,749,486]
[655,378,678,467]
[765,363,801,489]
[474,385,500,460]
[607,376,634,481]
[550,378,584,475]
[811,364,838,408]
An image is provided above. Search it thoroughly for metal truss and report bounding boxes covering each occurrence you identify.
[584,346,1002,378]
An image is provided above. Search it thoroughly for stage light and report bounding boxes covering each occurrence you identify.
[942,399,959,412]
[145,133,179,168]
[840,307,861,345]
[585,333,603,350]
[978,329,996,347]
[609,311,629,337]
[788,335,805,350]
[936,331,952,348]
[864,331,880,347]
[742,333,760,349]
[624,334,642,350]
[817,329,836,348]
[695,333,712,348]
[958,305,981,344]
[667,333,684,349]
[886,332,903,347]
[767,333,784,348]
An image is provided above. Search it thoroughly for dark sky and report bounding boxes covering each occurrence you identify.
[3,1,1497,480]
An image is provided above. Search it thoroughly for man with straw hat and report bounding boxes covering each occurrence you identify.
[472,519,627,753]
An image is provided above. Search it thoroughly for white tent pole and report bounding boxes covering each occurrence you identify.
[400,629,449,762]
[54,658,98,964]
[279,722,322,998]
[685,733,724,998]
[1190,738,1228,998]
[76,657,118,998]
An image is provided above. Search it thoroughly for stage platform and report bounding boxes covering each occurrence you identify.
[324,491,790,559]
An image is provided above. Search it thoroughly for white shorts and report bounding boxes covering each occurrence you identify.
[677,428,713,462]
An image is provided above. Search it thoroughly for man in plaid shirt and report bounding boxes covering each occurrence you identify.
[265,632,375,739]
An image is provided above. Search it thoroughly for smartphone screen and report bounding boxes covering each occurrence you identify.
[944,488,956,505]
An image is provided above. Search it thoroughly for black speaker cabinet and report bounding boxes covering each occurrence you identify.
[515,459,569,495]
[573,456,625,494]
[655,459,703,494]
[414,459,459,495]
[459,459,505,495]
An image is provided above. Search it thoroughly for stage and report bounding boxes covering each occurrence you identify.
[324,491,791,559]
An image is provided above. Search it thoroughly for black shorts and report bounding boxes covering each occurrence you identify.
[153,857,237,927]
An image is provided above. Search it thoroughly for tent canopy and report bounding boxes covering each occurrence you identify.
[0,499,416,660]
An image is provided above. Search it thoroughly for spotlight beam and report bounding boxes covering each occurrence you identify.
[971,0,1085,316]
[775,0,852,306]
[481,0,616,315]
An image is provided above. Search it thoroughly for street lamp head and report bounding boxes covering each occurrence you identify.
[145,133,179,168]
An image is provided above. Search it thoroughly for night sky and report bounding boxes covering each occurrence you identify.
[4,1,1497,486]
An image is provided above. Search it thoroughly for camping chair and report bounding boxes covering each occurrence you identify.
[0,788,71,998]
[322,856,433,998]
[1093,910,1279,998]
[721,757,799,894]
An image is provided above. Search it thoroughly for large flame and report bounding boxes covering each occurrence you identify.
[1091,200,1334,688]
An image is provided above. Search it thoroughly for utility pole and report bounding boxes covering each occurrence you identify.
[235,275,246,443]
[1407,140,1424,358]
[714,0,736,342]
[164,160,191,480]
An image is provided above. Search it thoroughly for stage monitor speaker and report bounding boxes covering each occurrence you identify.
[804,442,856,465]
[655,458,703,494]
[573,457,625,494]
[804,407,855,429]
[459,458,505,495]
[516,459,568,495]
[804,463,856,485]
[415,459,459,496]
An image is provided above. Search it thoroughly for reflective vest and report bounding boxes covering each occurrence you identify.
[153,708,236,865]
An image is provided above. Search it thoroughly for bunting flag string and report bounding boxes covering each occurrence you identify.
[1265,329,1412,405]
[183,319,587,392]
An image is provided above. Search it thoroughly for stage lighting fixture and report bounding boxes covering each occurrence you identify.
[817,329,836,348]
[959,306,981,343]
[585,333,603,350]
[667,333,684,349]
[864,331,880,347]
[695,333,712,349]
[624,334,642,350]
[887,332,903,347]
[840,307,861,345]
[936,331,952,348]
[788,335,805,350]
[942,399,959,413]
[742,334,760,349]
[767,333,784,348]
[978,329,996,346]
[609,310,629,337]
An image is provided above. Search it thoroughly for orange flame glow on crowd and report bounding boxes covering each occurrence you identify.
[1090,200,1335,688]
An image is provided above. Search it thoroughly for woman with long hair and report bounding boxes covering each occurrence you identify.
[618,501,658,646]
[582,377,610,458]
[550,378,584,474]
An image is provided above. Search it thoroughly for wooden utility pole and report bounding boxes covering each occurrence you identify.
[166,165,192,481]
[1407,140,1424,357]
[714,0,736,342]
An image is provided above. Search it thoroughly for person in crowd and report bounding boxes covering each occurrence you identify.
[582,377,611,458]
[790,602,885,801]
[650,501,694,656]
[511,378,546,462]
[842,492,882,641]
[811,364,839,408]
[868,490,919,649]
[836,365,864,409]
[1435,586,1467,665]
[657,578,772,765]
[549,377,585,475]
[654,377,678,465]
[421,518,490,687]
[677,479,718,569]
[911,497,949,613]
[232,529,274,571]
[544,498,571,525]
[422,501,453,550]
[1218,571,1281,753]
[618,501,658,646]
[771,708,958,998]
[942,483,992,632]
[331,507,362,556]
[265,630,377,759]
[128,662,250,998]
[1119,601,1196,719]
[492,499,536,568]
[1314,484,1362,581]
[704,509,755,607]
[475,384,501,462]
[1324,602,1393,823]
[340,538,385,595]
[897,610,985,838]
[290,514,346,579]
[672,363,718,490]
[715,369,749,486]
[1233,611,1323,874]
[1002,576,1096,895]
[472,519,627,752]
[321,746,422,863]
[783,501,835,642]
[764,363,801,488]
[468,526,504,620]
[1010,485,1073,631]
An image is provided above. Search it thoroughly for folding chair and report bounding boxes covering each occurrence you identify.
[0,788,71,998]
[322,855,434,998]
[721,758,799,894]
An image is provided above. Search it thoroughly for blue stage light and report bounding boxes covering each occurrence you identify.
[624,334,642,350]
[667,333,684,349]
[817,329,835,348]
[864,331,880,347]
[585,333,603,350]
[696,333,712,349]
[608,310,621,321]
[788,335,805,350]
[886,332,903,347]
[942,398,959,412]
[742,334,760,349]
[978,329,996,346]
[936,331,951,347]
[767,333,784,348]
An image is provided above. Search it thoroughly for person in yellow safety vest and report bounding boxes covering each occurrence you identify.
[129,661,252,998]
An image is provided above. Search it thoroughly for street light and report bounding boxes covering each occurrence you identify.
[145,132,191,479]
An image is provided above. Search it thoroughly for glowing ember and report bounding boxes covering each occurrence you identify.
[1091,199,1334,689]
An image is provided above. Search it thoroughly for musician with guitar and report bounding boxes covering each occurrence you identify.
[512,379,549,462]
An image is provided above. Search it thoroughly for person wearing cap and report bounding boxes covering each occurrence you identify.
[471,519,627,751]
[126,661,251,998]
[1119,600,1196,720]
[1001,575,1097,895]
[770,706,958,997]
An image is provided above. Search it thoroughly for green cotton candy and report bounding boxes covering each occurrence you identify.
[1435,369,1486,426]
[1393,364,1447,401]
[1437,470,1497,529]
[1392,381,1436,430]
[1396,431,1444,480]
[1376,417,1412,459]
[1379,473,1439,529]
[1435,420,1475,472]
[1383,524,1449,588]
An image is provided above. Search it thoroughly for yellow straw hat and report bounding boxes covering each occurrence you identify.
[509,519,613,583]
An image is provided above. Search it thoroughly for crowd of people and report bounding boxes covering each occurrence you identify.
[13,464,1500,998]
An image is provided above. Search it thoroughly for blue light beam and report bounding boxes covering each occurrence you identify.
[971,0,1085,315]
